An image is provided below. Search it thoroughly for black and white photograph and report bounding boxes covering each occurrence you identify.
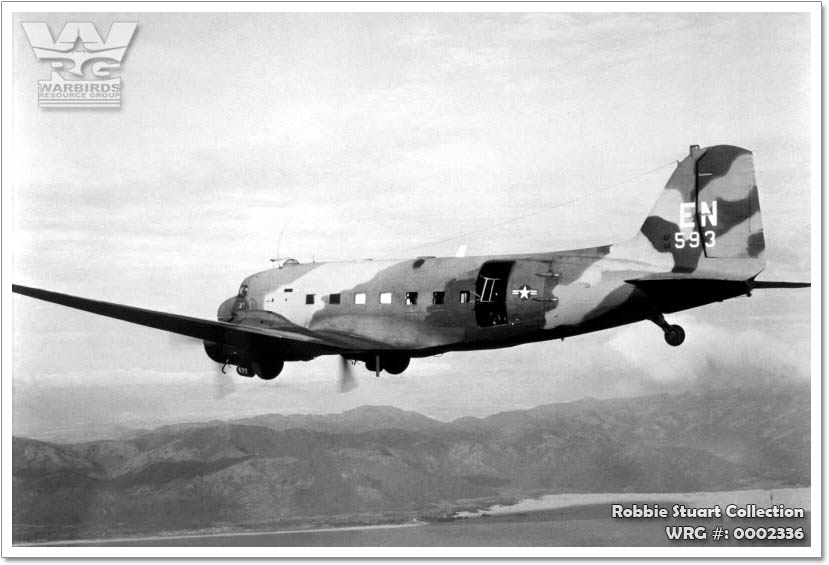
[3,3,819,558]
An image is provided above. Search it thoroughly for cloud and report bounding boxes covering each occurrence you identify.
[608,313,810,386]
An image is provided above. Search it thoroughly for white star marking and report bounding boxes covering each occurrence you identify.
[512,285,538,301]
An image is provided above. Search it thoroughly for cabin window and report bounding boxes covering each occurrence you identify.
[355,293,366,305]
[433,291,445,305]
[284,288,293,293]
[406,292,418,305]
[306,294,315,305]
[380,292,392,304]
[459,290,471,303]
[329,293,341,305]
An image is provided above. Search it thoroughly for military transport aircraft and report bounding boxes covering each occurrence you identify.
[13,144,809,389]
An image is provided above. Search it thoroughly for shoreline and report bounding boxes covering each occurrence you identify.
[15,486,810,547]
[453,487,811,519]
[15,521,426,547]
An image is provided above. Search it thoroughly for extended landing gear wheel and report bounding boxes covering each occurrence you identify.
[383,356,410,375]
[252,359,284,380]
[364,355,410,375]
[664,325,685,347]
[650,313,686,347]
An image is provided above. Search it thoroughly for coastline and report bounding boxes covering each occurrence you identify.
[14,486,809,547]
[16,521,426,547]
[453,487,811,519]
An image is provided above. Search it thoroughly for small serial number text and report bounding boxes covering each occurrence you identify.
[733,527,805,541]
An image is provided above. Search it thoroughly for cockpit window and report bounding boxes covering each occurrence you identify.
[238,284,248,297]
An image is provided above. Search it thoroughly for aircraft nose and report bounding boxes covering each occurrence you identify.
[217,296,237,321]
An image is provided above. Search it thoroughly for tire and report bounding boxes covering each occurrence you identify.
[253,359,284,380]
[664,325,685,347]
[383,356,410,375]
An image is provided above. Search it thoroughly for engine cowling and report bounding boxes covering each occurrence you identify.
[383,355,410,375]
[365,354,410,375]
[252,359,284,380]
[203,340,227,364]
[204,341,284,380]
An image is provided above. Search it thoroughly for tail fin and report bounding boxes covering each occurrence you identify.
[627,144,765,276]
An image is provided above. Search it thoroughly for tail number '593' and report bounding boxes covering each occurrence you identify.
[674,231,716,249]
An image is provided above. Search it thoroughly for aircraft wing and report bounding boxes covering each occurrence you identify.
[11,284,367,360]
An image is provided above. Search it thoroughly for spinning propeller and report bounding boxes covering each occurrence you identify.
[168,333,358,395]
[167,333,236,399]
[338,356,358,393]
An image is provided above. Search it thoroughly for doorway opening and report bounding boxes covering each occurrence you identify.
[474,261,514,327]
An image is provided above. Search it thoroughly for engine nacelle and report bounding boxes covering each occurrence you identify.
[252,358,284,380]
[203,341,284,380]
[383,355,410,375]
[203,340,244,365]
[364,354,410,375]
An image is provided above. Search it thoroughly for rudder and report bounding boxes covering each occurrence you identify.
[695,145,764,258]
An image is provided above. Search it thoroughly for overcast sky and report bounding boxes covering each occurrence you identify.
[10,10,814,440]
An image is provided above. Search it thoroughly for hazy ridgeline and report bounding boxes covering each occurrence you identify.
[13,385,809,543]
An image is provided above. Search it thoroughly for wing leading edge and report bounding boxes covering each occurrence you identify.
[11,284,353,361]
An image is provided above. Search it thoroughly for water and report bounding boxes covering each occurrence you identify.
[59,511,811,547]
[21,488,812,547]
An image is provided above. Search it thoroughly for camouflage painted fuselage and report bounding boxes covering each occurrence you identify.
[12,144,805,381]
[228,144,766,360]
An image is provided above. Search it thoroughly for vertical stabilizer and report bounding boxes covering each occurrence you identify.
[623,145,765,276]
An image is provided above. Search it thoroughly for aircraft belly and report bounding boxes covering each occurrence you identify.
[310,313,464,349]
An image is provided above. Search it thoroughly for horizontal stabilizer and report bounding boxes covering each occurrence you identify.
[625,277,751,315]
[626,273,747,283]
[751,281,811,289]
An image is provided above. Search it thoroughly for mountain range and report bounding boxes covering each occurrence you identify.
[13,384,810,543]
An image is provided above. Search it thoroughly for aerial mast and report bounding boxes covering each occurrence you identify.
[269,220,291,269]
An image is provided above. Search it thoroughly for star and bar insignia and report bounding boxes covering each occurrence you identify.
[512,285,538,301]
